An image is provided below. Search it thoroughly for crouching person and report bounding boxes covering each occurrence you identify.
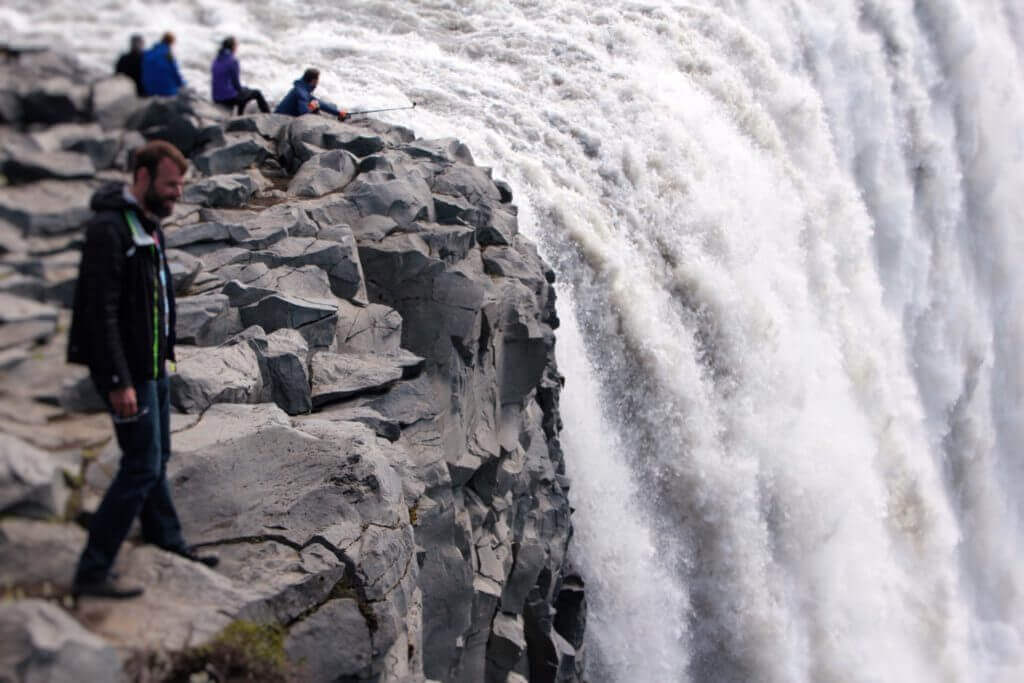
[67,140,217,600]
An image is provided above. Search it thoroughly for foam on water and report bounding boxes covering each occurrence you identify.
[7,1,1024,680]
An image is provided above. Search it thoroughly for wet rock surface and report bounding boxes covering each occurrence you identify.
[0,46,584,683]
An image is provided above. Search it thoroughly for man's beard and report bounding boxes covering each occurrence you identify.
[143,184,174,218]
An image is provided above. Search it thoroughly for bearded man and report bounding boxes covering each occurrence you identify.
[67,140,217,599]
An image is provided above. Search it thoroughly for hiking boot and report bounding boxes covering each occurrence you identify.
[72,578,144,600]
[165,546,219,568]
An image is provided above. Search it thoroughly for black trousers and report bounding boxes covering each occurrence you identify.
[74,376,186,583]
[217,87,270,115]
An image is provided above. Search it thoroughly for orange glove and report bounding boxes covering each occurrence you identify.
[338,110,349,122]
[308,99,320,112]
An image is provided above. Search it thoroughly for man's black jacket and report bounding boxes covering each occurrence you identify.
[67,184,176,395]
[115,51,144,96]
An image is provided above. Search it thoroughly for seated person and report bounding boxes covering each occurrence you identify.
[211,36,269,114]
[115,35,145,96]
[141,32,185,96]
[275,68,347,121]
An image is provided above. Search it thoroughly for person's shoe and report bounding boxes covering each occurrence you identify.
[165,546,219,568]
[71,578,144,600]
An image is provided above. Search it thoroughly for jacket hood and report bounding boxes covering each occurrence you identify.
[294,78,314,93]
[90,183,136,212]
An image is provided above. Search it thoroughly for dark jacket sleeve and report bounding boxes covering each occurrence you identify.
[82,218,133,392]
[316,98,340,116]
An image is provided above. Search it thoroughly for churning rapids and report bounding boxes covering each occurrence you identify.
[6,1,1024,680]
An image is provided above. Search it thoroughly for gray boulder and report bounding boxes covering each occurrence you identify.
[0,433,68,518]
[285,599,374,682]
[0,218,27,255]
[31,122,120,170]
[90,75,141,130]
[182,173,261,208]
[221,263,334,307]
[249,327,312,415]
[174,292,242,345]
[277,116,385,172]
[432,164,502,205]
[0,601,121,682]
[309,351,405,408]
[239,292,337,334]
[251,236,367,303]
[335,301,403,354]
[225,113,294,139]
[0,179,95,235]
[170,342,263,413]
[288,149,359,198]
[401,137,475,165]
[487,613,527,674]
[164,220,233,249]
[166,248,203,294]
[345,174,435,228]
[0,518,86,588]
[0,294,58,350]
[193,133,273,175]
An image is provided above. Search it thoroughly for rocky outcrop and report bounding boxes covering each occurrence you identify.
[0,45,585,683]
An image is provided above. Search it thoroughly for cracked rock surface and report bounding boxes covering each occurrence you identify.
[0,46,585,683]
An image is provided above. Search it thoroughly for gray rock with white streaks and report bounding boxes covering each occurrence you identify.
[169,342,263,413]
[309,351,405,408]
[0,601,121,682]
[288,149,359,198]
[0,433,68,518]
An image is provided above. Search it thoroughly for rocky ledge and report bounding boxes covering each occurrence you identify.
[0,46,585,682]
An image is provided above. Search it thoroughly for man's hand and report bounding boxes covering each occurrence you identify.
[308,99,320,112]
[338,110,349,122]
[109,386,138,419]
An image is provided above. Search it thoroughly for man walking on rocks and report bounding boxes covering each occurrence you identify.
[67,140,217,600]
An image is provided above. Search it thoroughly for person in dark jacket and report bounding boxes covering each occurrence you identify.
[115,34,145,96]
[274,68,348,120]
[141,32,185,96]
[67,140,217,600]
[211,36,269,114]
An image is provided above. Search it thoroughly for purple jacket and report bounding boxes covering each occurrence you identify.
[211,49,241,102]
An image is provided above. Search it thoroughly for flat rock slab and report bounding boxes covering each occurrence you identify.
[168,410,404,547]
[164,220,233,249]
[1,146,95,184]
[0,600,122,682]
[0,179,96,235]
[251,235,366,303]
[77,546,263,651]
[239,292,337,334]
[221,263,335,308]
[225,113,294,139]
[310,351,406,408]
[174,292,241,346]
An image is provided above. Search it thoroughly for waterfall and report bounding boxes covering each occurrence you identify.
[8,0,1024,679]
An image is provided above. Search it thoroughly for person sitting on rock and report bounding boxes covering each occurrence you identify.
[67,140,218,600]
[115,34,145,96]
[211,36,269,115]
[141,32,185,96]
[275,68,348,121]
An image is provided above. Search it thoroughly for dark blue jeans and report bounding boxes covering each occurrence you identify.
[75,376,186,584]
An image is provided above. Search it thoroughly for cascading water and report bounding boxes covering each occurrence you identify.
[7,0,1023,679]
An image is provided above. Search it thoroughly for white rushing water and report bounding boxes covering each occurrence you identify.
[7,0,1024,680]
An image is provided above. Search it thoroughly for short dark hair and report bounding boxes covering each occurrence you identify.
[130,35,144,48]
[162,32,175,45]
[132,140,187,181]
[302,68,320,84]
[221,36,236,52]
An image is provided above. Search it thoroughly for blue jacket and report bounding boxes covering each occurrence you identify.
[274,79,339,117]
[211,49,241,102]
[141,42,185,96]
